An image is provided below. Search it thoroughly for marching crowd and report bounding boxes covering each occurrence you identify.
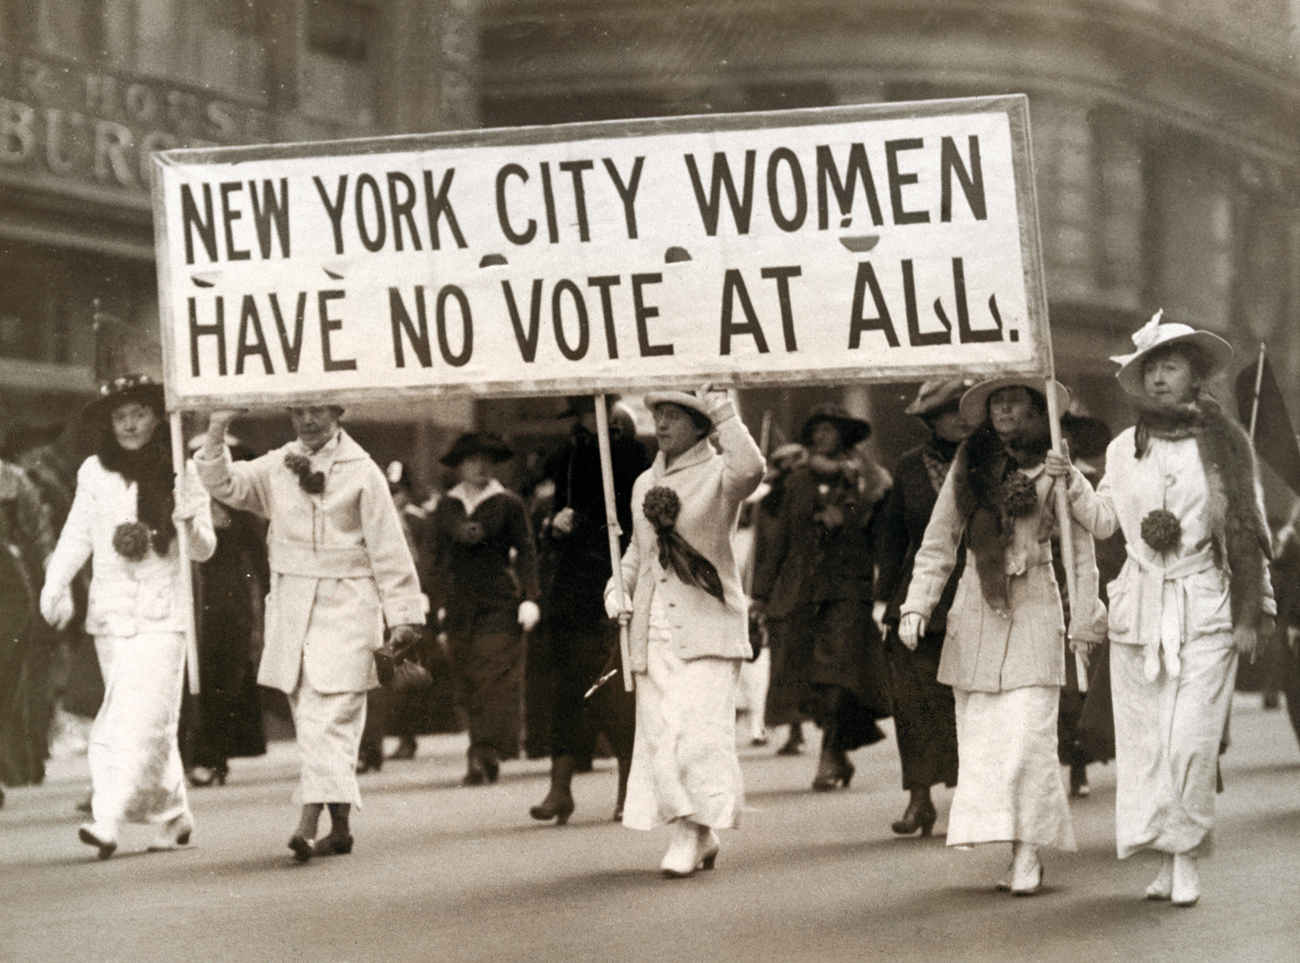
[3,311,1297,907]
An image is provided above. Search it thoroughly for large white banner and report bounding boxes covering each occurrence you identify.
[151,95,1051,409]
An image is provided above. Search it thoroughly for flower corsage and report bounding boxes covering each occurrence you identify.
[112,521,152,561]
[1001,472,1039,518]
[1140,508,1182,554]
[284,453,326,494]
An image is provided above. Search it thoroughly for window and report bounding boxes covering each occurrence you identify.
[300,0,378,126]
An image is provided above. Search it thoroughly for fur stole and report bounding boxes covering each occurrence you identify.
[951,421,1051,612]
[1136,397,1271,646]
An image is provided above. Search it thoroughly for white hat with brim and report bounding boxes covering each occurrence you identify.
[1111,311,1233,397]
[644,391,713,423]
[958,376,1071,427]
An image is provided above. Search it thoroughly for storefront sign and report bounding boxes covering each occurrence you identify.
[152,95,1051,408]
[0,46,272,195]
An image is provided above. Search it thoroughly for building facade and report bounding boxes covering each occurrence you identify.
[478,0,1300,475]
[2,1,1298,496]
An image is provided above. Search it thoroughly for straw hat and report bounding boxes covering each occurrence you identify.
[644,390,713,423]
[958,376,1070,427]
[1110,310,1233,397]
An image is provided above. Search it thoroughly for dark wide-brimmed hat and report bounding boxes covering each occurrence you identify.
[958,376,1070,427]
[83,373,165,425]
[800,403,871,448]
[1110,310,1233,397]
[440,431,514,467]
[904,378,975,418]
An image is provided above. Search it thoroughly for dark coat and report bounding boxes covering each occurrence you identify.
[875,441,965,632]
[751,457,888,618]
[541,429,647,627]
[428,482,540,613]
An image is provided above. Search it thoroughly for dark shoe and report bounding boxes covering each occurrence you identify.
[463,746,487,786]
[482,748,500,784]
[891,797,938,837]
[78,823,117,860]
[1069,762,1090,798]
[612,804,624,822]
[356,753,383,774]
[288,834,314,863]
[75,792,93,815]
[811,750,854,791]
[387,736,417,760]
[529,791,575,825]
[312,832,354,857]
[776,725,804,756]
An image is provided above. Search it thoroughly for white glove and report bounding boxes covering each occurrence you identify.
[40,582,74,630]
[694,383,733,423]
[898,612,927,651]
[517,600,540,632]
[871,600,888,636]
[172,474,203,523]
[551,506,577,535]
[604,590,632,621]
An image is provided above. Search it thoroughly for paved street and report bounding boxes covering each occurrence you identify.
[2,696,1297,962]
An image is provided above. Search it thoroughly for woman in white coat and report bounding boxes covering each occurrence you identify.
[40,374,215,859]
[1047,313,1275,906]
[900,375,1105,895]
[196,405,424,862]
[605,388,764,877]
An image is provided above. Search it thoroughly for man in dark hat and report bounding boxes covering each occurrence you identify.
[529,395,648,824]
[427,431,540,785]
[873,379,971,836]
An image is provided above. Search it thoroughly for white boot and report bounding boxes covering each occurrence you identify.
[1010,842,1042,896]
[660,819,701,878]
[77,821,118,860]
[1144,854,1173,901]
[1171,852,1200,907]
[696,825,720,871]
[147,810,195,852]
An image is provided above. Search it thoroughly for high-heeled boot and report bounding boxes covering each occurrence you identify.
[891,789,937,836]
[1010,842,1043,896]
[660,819,702,878]
[811,733,854,791]
[1145,854,1174,901]
[530,755,576,824]
[613,754,631,822]
[1171,852,1200,907]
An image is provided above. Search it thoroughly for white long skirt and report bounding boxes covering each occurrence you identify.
[622,624,743,831]
[948,685,1075,850]
[289,673,367,808]
[89,632,189,828]
[1111,634,1236,858]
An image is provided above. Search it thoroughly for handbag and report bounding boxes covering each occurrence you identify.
[373,644,432,692]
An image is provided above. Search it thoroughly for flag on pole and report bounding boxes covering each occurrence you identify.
[1235,351,1300,496]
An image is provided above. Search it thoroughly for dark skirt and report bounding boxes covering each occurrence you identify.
[789,598,891,751]
[764,618,810,727]
[448,600,524,757]
[885,628,958,790]
[543,616,634,761]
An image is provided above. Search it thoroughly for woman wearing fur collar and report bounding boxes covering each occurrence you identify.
[1046,312,1276,907]
[900,376,1105,895]
[42,375,216,859]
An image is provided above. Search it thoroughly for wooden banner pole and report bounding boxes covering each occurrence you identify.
[594,395,634,692]
[169,412,200,696]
